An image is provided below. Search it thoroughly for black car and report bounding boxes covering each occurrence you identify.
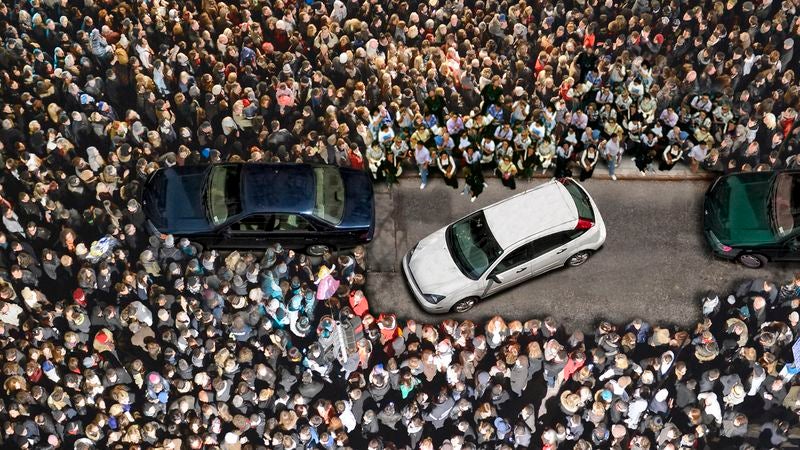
[704,169,800,268]
[141,163,375,253]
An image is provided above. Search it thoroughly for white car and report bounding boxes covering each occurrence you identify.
[402,178,606,313]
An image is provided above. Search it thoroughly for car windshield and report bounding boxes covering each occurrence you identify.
[446,211,504,279]
[205,165,242,226]
[771,173,800,237]
[312,166,345,224]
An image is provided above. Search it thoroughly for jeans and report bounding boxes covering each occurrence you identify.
[607,156,617,176]
[418,164,429,185]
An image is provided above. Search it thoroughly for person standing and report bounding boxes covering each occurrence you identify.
[436,152,458,189]
[414,141,432,190]
[481,76,503,114]
[553,143,574,178]
[579,145,599,181]
[464,165,484,202]
[603,134,624,180]
[496,155,518,190]
[378,152,402,190]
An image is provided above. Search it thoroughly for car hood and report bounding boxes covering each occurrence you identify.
[408,228,472,296]
[705,172,776,245]
[142,166,212,234]
[339,169,375,230]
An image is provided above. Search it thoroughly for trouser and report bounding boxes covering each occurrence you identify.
[607,156,618,176]
[554,156,571,178]
[418,164,429,184]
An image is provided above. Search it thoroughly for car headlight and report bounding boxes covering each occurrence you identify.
[423,293,446,304]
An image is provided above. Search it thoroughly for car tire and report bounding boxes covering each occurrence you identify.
[736,253,767,269]
[566,250,592,267]
[307,244,331,256]
[450,297,479,313]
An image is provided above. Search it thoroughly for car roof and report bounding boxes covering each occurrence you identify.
[482,181,578,249]
[241,163,315,214]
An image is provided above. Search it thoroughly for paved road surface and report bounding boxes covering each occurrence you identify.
[364,177,794,331]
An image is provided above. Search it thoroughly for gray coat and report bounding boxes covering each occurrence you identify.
[510,356,530,396]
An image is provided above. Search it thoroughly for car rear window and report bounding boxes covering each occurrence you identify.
[562,179,595,220]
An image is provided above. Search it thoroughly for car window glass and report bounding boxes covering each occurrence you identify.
[274,214,314,232]
[491,243,534,275]
[530,231,574,259]
[232,216,269,232]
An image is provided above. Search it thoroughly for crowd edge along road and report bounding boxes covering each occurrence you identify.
[141,163,375,255]
[704,169,800,268]
[403,178,607,313]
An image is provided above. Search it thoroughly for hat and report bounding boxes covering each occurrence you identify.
[654,388,669,402]
[494,417,511,438]
[295,316,311,335]
[742,1,754,11]
[95,331,109,344]
[654,34,664,45]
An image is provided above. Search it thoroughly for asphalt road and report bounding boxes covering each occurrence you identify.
[364,177,796,331]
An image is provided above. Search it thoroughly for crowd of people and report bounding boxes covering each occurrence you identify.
[1,0,800,447]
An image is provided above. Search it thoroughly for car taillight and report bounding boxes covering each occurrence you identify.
[575,218,594,230]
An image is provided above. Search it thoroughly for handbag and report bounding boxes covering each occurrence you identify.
[502,171,511,181]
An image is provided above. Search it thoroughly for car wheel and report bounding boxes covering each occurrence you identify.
[451,297,478,313]
[736,253,767,269]
[307,244,331,256]
[566,250,592,267]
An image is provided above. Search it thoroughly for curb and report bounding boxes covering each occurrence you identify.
[395,170,716,182]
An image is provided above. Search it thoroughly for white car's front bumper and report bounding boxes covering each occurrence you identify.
[402,249,451,313]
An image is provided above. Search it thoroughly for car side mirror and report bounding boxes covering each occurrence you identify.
[489,274,501,284]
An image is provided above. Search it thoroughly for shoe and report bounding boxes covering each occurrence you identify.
[631,156,636,161]
[471,196,477,202]
[640,170,645,176]
[542,168,547,174]
[611,175,617,181]
[483,182,488,188]
[420,183,426,190]
[460,191,465,195]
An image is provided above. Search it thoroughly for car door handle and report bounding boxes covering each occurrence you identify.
[556,248,567,254]
[515,267,527,273]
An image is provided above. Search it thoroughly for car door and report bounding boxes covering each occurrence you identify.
[775,236,800,261]
[484,241,537,296]
[528,230,584,276]
[217,214,272,248]
[264,213,317,246]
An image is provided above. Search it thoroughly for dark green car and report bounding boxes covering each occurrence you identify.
[704,170,800,268]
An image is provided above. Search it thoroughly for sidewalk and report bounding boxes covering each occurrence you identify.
[400,158,716,182]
